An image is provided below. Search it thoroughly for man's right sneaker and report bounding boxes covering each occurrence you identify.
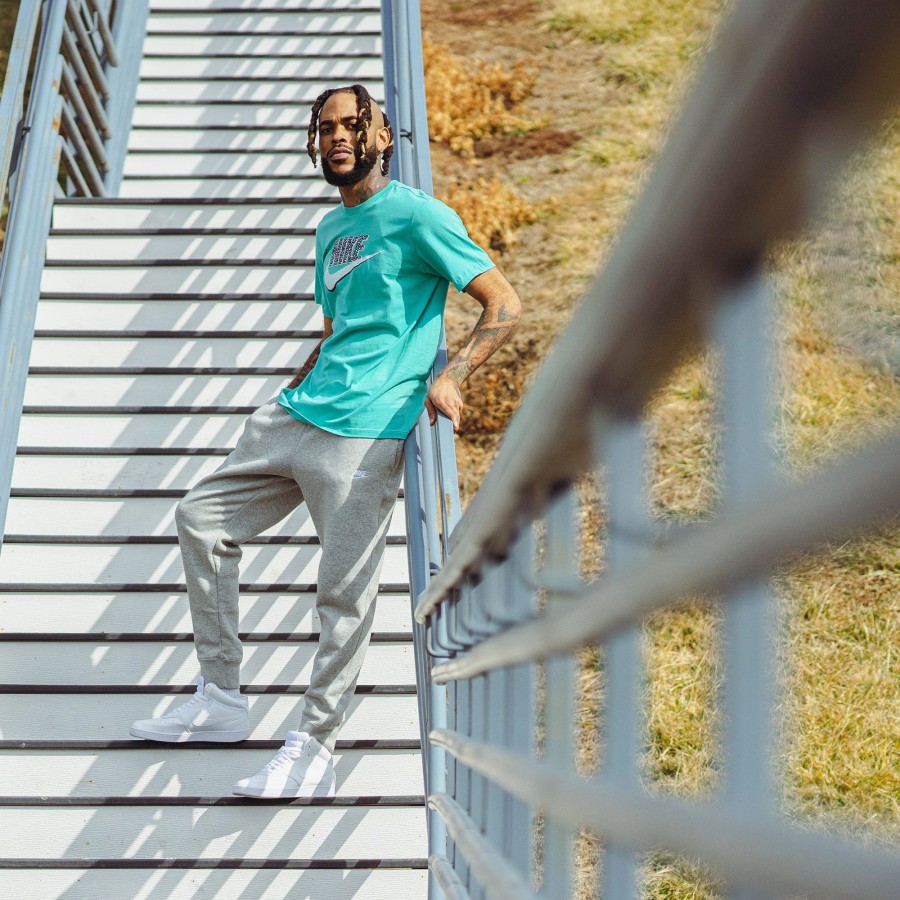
[232,731,337,798]
[130,677,250,743]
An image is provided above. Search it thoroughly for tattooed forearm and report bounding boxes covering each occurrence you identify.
[442,292,521,386]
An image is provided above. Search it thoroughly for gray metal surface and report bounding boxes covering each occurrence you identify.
[406,1,900,897]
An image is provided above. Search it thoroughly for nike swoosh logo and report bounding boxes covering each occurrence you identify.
[324,251,381,291]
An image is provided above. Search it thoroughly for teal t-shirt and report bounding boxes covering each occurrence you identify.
[278,180,494,438]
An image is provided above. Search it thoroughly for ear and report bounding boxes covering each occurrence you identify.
[375,125,392,153]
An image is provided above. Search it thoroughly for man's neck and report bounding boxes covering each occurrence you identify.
[339,173,390,208]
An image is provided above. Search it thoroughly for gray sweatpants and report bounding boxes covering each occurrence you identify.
[174,398,405,751]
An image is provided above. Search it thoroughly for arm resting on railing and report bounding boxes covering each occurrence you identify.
[426,267,522,432]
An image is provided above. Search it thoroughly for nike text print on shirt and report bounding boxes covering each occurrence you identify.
[325,251,381,291]
[324,233,380,291]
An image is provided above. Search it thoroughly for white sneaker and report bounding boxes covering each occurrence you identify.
[130,677,249,743]
[232,731,336,799]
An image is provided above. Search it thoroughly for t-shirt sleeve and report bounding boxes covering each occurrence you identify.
[411,197,495,292]
[314,231,335,319]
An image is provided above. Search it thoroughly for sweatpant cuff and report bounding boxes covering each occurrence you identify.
[200,660,241,691]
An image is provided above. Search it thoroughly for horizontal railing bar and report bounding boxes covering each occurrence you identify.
[66,0,111,100]
[428,793,536,900]
[416,0,900,615]
[424,429,900,669]
[431,729,900,900]
[59,141,90,196]
[428,853,470,900]
[85,0,118,67]
[60,59,109,161]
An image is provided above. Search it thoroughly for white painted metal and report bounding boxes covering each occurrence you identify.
[17,412,255,448]
[0,542,410,585]
[138,56,385,81]
[0,694,420,742]
[131,102,351,129]
[0,591,413,634]
[0,806,427,859]
[0,641,415,686]
[52,201,332,230]
[141,34,381,56]
[0,749,422,799]
[147,12,383,34]
[0,869,428,900]
[5,495,407,537]
[24,374,302,408]
[0,2,425,893]
[10,454,232,489]
[123,152,321,178]
[150,0,380,9]
[34,298,322,333]
[135,79,384,103]
[119,177,336,199]
[40,265,317,295]
[47,232,318,260]
[29,337,318,368]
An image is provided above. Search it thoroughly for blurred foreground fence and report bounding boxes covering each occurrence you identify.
[0,0,149,546]
[393,0,900,896]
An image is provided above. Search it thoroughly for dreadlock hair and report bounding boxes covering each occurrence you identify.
[307,84,394,178]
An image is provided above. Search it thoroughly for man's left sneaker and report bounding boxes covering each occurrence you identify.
[130,677,250,743]
[232,730,337,799]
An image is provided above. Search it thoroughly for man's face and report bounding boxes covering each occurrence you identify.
[317,91,386,187]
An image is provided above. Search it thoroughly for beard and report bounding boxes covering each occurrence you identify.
[321,144,380,187]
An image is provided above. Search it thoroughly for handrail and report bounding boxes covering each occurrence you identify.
[415,0,900,621]
[382,3,464,898]
[0,0,149,546]
[406,0,900,897]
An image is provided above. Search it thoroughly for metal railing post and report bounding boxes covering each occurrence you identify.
[0,0,69,546]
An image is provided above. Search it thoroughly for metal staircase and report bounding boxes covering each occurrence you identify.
[0,1,428,896]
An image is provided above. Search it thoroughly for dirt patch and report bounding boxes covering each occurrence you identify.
[474,128,580,159]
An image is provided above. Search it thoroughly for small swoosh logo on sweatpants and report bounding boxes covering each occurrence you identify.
[324,251,381,291]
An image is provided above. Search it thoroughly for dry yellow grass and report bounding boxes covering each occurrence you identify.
[422,36,541,156]
[439,175,540,260]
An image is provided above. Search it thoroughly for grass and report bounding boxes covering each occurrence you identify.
[422,0,900,896]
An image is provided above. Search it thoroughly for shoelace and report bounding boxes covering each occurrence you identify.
[263,744,305,773]
[168,686,205,718]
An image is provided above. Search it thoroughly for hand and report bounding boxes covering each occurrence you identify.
[426,373,463,432]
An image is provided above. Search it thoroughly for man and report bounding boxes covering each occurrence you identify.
[130,84,522,799]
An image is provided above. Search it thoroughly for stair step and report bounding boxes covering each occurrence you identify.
[0,866,426,900]
[146,11,382,34]
[128,127,328,153]
[142,34,382,57]
[47,232,317,260]
[118,178,334,200]
[0,542,409,588]
[52,200,332,230]
[0,591,413,636]
[0,693,418,743]
[131,100,360,130]
[0,805,426,860]
[150,0,380,9]
[0,746,421,798]
[0,640,414,687]
[135,79,384,104]
[5,495,406,538]
[139,54,382,82]
[18,412,260,448]
[29,336,317,368]
[33,298,321,333]
[23,374,299,407]
[41,262,317,294]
